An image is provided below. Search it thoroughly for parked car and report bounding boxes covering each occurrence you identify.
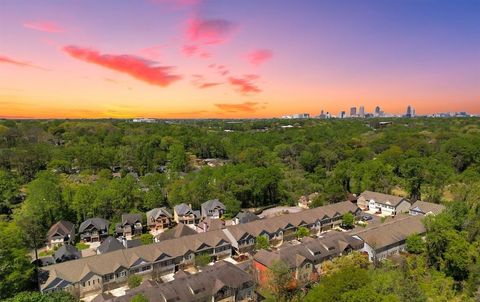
[362,215,373,221]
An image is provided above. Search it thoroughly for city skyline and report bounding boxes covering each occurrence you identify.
[1,0,479,119]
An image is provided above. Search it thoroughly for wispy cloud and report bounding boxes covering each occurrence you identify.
[63,46,181,87]
[23,21,64,33]
[215,102,262,113]
[228,74,261,94]
[191,74,221,89]
[0,54,47,70]
[246,49,273,66]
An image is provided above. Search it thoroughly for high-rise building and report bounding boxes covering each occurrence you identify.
[350,107,357,117]
[359,106,365,118]
[406,105,412,118]
[339,111,346,118]
[375,106,381,115]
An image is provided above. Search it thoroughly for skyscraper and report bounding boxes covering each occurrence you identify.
[359,106,365,118]
[350,107,357,117]
[375,106,381,115]
[406,105,412,118]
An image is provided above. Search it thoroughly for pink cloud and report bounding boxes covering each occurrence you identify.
[228,75,261,94]
[215,102,261,113]
[182,45,200,56]
[0,54,46,70]
[63,45,181,87]
[23,21,64,33]
[191,74,221,89]
[186,17,237,45]
[246,49,273,66]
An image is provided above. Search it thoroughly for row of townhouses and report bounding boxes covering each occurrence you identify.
[96,261,255,302]
[41,195,443,300]
[40,201,360,297]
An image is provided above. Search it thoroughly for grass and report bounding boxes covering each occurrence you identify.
[75,242,90,250]
[39,250,54,257]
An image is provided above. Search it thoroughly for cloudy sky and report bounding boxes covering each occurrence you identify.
[0,0,479,118]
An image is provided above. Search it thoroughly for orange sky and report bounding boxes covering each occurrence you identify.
[1,0,479,118]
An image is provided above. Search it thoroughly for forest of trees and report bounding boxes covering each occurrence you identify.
[1,117,480,300]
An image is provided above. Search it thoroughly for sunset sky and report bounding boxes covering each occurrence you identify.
[0,0,479,118]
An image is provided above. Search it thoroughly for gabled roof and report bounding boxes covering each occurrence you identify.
[113,261,252,302]
[201,199,226,213]
[360,191,408,207]
[47,220,75,240]
[125,239,142,249]
[53,245,81,262]
[146,207,172,222]
[97,237,125,254]
[155,223,197,241]
[174,203,195,216]
[79,218,109,233]
[410,200,445,215]
[234,211,260,224]
[121,213,142,226]
[40,200,360,292]
[254,232,363,269]
[352,215,425,251]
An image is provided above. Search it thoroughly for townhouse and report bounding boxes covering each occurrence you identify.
[226,201,362,253]
[357,191,411,216]
[110,261,255,302]
[352,215,425,262]
[40,229,233,297]
[409,200,445,216]
[253,232,363,287]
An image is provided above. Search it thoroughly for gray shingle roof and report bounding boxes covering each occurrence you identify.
[146,207,172,222]
[113,261,252,302]
[47,220,75,241]
[201,199,225,216]
[174,203,195,216]
[40,201,360,292]
[79,218,109,233]
[254,232,363,269]
[97,236,125,254]
[155,223,197,241]
[121,213,142,226]
[410,200,445,215]
[53,245,81,263]
[234,211,260,224]
[352,215,425,251]
[360,191,408,206]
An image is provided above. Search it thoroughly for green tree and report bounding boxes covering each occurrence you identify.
[140,233,153,245]
[341,212,355,229]
[5,291,76,302]
[168,143,188,172]
[128,274,143,289]
[266,260,298,302]
[195,253,211,267]
[0,222,34,299]
[0,169,20,215]
[255,235,270,250]
[131,293,149,302]
[295,226,310,239]
[405,234,425,254]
